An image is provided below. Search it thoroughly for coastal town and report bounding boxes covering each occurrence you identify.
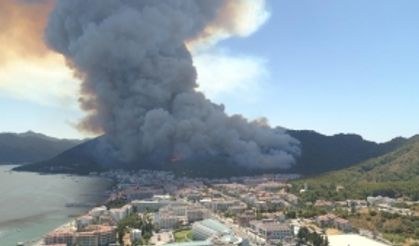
[32,170,418,246]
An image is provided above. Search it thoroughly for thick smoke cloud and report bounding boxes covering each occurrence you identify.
[46,0,301,169]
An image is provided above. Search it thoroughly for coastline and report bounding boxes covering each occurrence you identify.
[29,182,114,246]
[32,220,76,246]
[0,165,112,246]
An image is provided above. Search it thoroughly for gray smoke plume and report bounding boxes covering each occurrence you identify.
[46,0,301,169]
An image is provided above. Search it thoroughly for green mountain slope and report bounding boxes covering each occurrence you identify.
[288,130,407,175]
[293,135,419,200]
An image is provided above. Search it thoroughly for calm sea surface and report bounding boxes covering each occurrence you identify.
[0,165,111,246]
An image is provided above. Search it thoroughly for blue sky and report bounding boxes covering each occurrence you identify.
[1,0,418,142]
[206,0,419,142]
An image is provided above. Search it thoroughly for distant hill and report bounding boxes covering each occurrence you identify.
[0,131,83,164]
[288,130,407,175]
[13,136,282,177]
[13,136,114,174]
[15,130,408,177]
[293,135,419,200]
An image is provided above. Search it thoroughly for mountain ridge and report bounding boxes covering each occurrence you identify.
[14,130,409,177]
[0,131,83,164]
[293,135,419,200]
[288,130,408,175]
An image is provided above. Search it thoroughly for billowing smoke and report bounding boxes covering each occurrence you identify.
[46,0,301,169]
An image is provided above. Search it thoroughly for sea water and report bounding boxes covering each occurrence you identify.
[0,165,111,246]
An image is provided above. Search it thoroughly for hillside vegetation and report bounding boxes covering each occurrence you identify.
[288,130,407,175]
[293,135,419,200]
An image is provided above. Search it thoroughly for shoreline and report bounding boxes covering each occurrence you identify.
[29,182,113,246]
[28,189,113,246]
[0,165,112,246]
[32,220,76,246]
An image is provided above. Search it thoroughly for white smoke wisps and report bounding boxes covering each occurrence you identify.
[46,0,300,169]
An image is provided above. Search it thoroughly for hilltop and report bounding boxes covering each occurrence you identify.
[0,131,83,164]
[288,130,407,175]
[293,135,419,200]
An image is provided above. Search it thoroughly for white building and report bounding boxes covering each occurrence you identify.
[109,204,132,222]
[170,204,188,216]
[192,219,232,240]
[211,200,236,212]
[154,212,181,229]
[76,228,116,246]
[191,219,242,245]
[199,198,212,209]
[132,199,184,212]
[367,196,396,206]
[131,229,142,242]
[132,200,164,212]
[187,208,205,223]
[76,215,93,231]
[89,206,107,218]
[250,220,292,240]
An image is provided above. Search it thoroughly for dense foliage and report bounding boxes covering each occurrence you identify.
[349,210,419,244]
[117,212,154,245]
[297,227,329,246]
[293,136,419,200]
[285,206,327,219]
[288,130,406,175]
[105,198,128,209]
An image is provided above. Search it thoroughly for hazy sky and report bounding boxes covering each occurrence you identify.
[1,0,418,142]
